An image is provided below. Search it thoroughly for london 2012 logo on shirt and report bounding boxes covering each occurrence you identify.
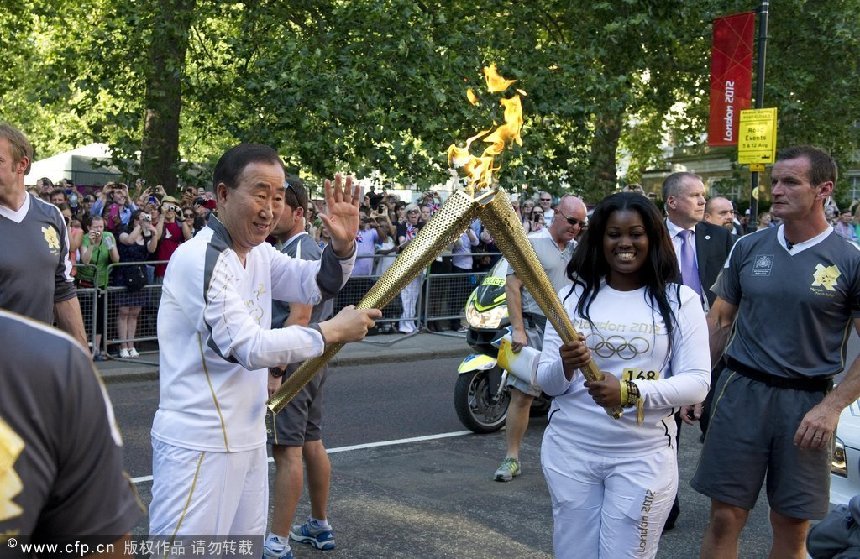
[0,417,25,523]
[811,263,841,292]
[752,254,773,276]
[41,226,60,255]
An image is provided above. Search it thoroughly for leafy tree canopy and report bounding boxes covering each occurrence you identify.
[2,0,856,202]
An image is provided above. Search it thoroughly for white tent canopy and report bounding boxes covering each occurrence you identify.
[25,144,124,187]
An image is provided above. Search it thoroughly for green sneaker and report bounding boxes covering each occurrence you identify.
[494,457,521,482]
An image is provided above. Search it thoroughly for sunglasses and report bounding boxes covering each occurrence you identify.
[184,213,194,219]
[540,198,552,202]
[555,210,582,227]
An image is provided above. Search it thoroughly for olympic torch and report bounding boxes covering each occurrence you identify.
[267,189,491,413]
[477,189,624,419]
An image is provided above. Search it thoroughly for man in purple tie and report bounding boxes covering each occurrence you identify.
[661,171,733,530]
[663,172,733,311]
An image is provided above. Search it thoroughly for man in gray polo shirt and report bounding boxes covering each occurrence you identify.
[493,194,586,482]
[264,177,337,559]
[0,123,88,349]
[692,146,860,559]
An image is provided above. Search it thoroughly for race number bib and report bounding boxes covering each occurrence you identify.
[621,368,661,382]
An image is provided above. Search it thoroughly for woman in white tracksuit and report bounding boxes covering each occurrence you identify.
[536,192,710,559]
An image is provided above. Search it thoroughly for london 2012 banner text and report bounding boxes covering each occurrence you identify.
[708,12,754,147]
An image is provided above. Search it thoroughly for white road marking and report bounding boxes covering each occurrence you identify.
[130,430,473,485]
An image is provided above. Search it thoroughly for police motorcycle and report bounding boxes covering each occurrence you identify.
[455,257,551,433]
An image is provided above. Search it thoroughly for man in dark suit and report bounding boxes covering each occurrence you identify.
[663,172,733,308]
[661,171,733,531]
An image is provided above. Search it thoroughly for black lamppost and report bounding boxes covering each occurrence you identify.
[748,0,769,230]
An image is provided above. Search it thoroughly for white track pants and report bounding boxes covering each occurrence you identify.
[149,438,268,538]
[541,431,677,559]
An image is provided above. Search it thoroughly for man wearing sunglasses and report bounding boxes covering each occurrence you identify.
[494,194,586,482]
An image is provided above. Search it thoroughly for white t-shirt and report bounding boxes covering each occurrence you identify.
[537,282,710,458]
[152,220,354,452]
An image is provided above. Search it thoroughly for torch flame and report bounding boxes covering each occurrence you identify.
[484,63,517,92]
[447,64,524,195]
[466,88,480,106]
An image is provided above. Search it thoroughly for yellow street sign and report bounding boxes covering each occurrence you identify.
[738,108,778,166]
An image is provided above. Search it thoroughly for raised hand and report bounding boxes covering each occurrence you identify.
[319,173,361,257]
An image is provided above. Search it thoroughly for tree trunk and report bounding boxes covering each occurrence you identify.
[587,111,623,201]
[139,0,197,192]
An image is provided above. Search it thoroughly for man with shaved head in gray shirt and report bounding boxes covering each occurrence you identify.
[693,146,860,558]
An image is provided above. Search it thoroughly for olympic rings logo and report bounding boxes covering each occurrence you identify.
[586,333,651,360]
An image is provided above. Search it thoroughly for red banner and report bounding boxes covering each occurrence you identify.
[708,12,755,147]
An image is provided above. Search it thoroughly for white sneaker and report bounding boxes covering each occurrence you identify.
[119,348,130,359]
[262,536,293,559]
[128,348,140,358]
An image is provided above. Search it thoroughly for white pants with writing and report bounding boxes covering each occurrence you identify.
[541,433,677,559]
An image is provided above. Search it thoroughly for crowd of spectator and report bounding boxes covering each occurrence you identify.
[39,173,860,360]
[25,177,218,359]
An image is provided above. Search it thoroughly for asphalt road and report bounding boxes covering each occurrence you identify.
[108,356,791,558]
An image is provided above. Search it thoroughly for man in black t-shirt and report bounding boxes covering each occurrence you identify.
[693,146,860,558]
[0,309,142,551]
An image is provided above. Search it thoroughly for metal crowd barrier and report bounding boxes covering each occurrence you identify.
[73,260,168,355]
[73,251,500,355]
[103,261,167,352]
[73,263,99,353]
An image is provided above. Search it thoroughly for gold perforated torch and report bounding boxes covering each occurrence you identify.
[267,189,491,413]
[460,64,623,419]
[477,190,623,419]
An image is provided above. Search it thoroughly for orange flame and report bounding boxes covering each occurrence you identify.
[484,63,516,92]
[466,88,480,106]
[447,65,524,194]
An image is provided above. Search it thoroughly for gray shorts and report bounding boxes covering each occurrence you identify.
[506,317,545,398]
[267,364,328,447]
[690,367,831,519]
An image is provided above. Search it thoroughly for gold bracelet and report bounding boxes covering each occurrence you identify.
[626,381,645,425]
[619,380,629,407]
[626,380,641,405]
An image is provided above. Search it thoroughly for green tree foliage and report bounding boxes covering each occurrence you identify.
[1,0,857,202]
[764,0,860,178]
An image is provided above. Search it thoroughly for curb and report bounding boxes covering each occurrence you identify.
[98,334,471,384]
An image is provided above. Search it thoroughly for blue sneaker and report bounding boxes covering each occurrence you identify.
[290,519,335,551]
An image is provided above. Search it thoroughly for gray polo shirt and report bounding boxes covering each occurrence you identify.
[716,226,860,379]
[0,193,76,325]
[508,228,575,317]
[271,232,334,328]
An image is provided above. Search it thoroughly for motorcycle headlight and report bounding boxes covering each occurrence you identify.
[832,436,847,478]
[465,303,507,329]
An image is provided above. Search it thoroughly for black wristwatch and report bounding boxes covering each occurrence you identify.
[269,367,286,378]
